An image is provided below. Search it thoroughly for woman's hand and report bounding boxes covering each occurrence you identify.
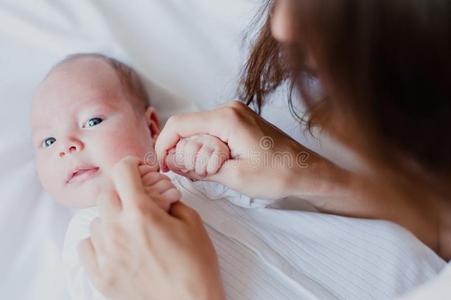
[157,101,338,200]
[78,157,225,300]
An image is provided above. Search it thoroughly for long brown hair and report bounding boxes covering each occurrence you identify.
[242,0,451,198]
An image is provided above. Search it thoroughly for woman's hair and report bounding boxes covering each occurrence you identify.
[242,0,451,197]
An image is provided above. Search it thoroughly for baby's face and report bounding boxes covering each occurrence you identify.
[32,58,158,207]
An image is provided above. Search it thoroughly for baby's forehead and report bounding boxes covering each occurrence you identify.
[32,60,126,124]
[35,58,124,102]
[45,57,122,90]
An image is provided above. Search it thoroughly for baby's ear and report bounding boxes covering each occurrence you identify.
[145,106,160,139]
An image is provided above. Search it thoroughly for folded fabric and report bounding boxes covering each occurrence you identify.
[62,173,445,300]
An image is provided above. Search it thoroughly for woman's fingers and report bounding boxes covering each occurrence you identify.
[112,156,151,211]
[78,238,102,288]
[97,189,121,221]
[89,218,106,253]
[170,201,201,224]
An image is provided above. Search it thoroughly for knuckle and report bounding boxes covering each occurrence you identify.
[186,140,201,150]
[165,115,181,128]
[97,274,117,295]
[221,105,244,123]
[166,188,182,202]
[204,146,215,155]
[159,179,173,191]
[228,100,247,110]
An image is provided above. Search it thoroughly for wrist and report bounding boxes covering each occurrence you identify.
[282,148,351,200]
[186,283,225,300]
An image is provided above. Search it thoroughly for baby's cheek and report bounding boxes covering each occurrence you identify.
[36,157,59,193]
[97,135,154,169]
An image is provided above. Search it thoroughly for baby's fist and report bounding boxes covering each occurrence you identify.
[167,134,230,178]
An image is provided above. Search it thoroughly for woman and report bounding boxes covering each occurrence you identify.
[79,0,451,299]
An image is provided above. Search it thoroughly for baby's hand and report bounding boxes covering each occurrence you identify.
[166,134,230,179]
[138,164,181,212]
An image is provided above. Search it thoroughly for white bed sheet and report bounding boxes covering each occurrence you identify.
[0,0,446,299]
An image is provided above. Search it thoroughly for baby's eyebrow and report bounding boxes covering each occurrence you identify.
[31,122,50,134]
[78,101,118,114]
[31,134,45,148]
[31,124,52,140]
[32,131,45,142]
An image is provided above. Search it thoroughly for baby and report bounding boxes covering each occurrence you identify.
[31,53,231,299]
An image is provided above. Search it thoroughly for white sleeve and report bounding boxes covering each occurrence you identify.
[62,207,105,300]
[168,172,274,208]
[398,262,451,300]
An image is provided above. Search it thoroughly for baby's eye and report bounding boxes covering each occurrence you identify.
[42,137,56,148]
[83,117,104,128]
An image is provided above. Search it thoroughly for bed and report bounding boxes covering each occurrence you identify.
[0,1,445,299]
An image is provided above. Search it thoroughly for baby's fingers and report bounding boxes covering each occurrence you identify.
[145,177,175,194]
[161,188,181,205]
[194,146,213,177]
[183,140,202,171]
[142,171,166,187]
[150,189,180,212]
[138,163,159,177]
[206,151,222,175]
[166,148,188,174]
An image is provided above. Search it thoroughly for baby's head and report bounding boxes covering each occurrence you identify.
[32,54,160,208]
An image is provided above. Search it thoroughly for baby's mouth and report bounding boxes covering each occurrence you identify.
[66,167,100,184]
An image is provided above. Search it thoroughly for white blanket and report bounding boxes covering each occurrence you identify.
[0,1,446,299]
[62,175,444,300]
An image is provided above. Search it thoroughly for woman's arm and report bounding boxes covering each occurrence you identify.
[157,101,341,199]
[157,101,354,207]
[156,101,438,247]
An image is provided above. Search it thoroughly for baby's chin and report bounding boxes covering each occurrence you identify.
[54,175,114,208]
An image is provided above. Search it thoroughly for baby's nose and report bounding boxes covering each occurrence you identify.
[59,139,84,158]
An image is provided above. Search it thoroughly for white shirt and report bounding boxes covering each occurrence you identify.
[62,174,444,300]
[398,262,451,300]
